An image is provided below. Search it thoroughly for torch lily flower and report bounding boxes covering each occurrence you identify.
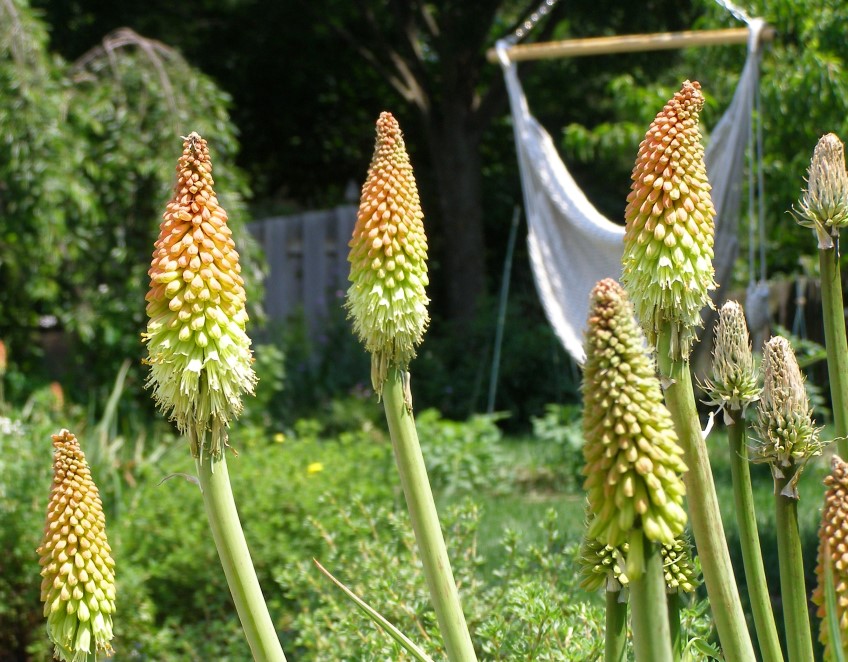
[38,430,116,662]
[143,132,256,458]
[621,80,716,360]
[346,112,429,398]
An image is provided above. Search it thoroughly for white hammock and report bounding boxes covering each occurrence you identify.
[495,19,766,363]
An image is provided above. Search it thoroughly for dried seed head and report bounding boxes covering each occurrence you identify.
[752,336,824,496]
[701,301,760,414]
[814,456,848,659]
[37,430,116,661]
[346,112,429,395]
[622,81,716,359]
[582,279,688,578]
[143,133,256,458]
[794,133,848,247]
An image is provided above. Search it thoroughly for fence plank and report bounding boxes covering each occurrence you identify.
[251,206,358,330]
[302,210,329,332]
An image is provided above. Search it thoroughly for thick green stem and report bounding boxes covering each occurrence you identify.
[196,454,287,661]
[605,590,627,662]
[630,539,673,662]
[657,328,755,661]
[726,410,784,662]
[382,368,477,662]
[774,472,815,662]
[819,245,848,456]
[667,592,682,662]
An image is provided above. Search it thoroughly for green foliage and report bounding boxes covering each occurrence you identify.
[0,2,260,402]
[415,408,508,496]
[530,403,585,490]
[279,501,607,661]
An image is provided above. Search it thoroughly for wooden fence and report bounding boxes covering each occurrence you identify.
[249,205,357,331]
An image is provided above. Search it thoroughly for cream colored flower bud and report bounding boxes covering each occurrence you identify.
[622,81,716,359]
[794,133,848,247]
[582,279,688,578]
[37,430,116,661]
[753,336,825,496]
[701,300,760,416]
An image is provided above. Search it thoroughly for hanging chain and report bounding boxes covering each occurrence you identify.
[504,0,562,47]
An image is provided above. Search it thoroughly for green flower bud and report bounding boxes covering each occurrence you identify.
[37,430,116,662]
[752,336,825,496]
[579,527,629,592]
[701,300,760,417]
[662,534,698,595]
[814,456,848,659]
[346,112,429,396]
[582,279,688,577]
[622,81,716,359]
[794,133,848,247]
[143,133,256,458]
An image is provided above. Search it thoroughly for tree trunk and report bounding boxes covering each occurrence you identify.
[426,114,487,323]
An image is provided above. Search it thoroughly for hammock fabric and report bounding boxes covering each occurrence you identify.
[496,19,766,363]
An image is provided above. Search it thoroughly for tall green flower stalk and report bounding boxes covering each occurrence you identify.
[346,112,476,662]
[702,301,783,662]
[582,278,688,661]
[621,80,755,660]
[38,430,116,662]
[813,456,848,660]
[794,133,848,456]
[753,335,826,662]
[143,133,286,661]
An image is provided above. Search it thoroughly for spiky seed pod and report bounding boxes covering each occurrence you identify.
[701,300,760,416]
[661,535,698,595]
[37,430,116,662]
[144,132,256,458]
[622,80,716,359]
[582,279,688,569]
[752,335,825,496]
[579,533,629,592]
[346,112,429,396]
[814,456,848,659]
[794,133,848,247]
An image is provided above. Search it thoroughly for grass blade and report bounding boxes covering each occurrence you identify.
[314,558,436,662]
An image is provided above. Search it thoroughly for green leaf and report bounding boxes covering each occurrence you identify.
[313,559,436,662]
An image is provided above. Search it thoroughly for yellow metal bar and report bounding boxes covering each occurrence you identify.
[487,26,775,63]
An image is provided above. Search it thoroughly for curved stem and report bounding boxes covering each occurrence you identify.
[196,454,287,661]
[726,410,784,662]
[656,328,755,661]
[605,589,627,662]
[630,539,673,662]
[819,245,848,456]
[774,472,815,662]
[382,368,478,662]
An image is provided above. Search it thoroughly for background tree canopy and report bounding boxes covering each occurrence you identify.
[3,0,847,413]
